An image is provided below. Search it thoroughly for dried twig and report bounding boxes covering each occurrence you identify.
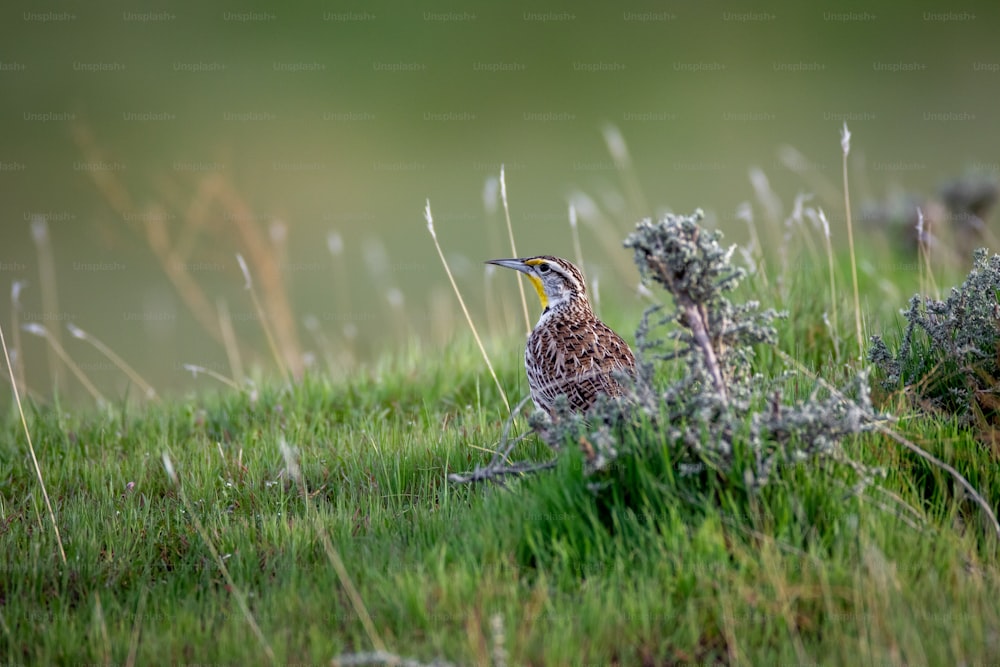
[448,396,547,485]
[331,651,456,667]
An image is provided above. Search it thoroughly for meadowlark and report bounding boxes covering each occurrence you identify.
[486,255,635,416]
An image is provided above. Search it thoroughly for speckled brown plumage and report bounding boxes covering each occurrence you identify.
[486,255,635,416]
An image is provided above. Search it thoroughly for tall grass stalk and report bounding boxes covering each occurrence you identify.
[211,178,303,378]
[30,216,65,389]
[73,124,305,376]
[0,319,66,563]
[66,323,157,400]
[483,264,502,341]
[182,364,241,391]
[735,202,770,290]
[568,204,585,275]
[916,207,940,300]
[327,231,351,310]
[425,199,511,414]
[818,209,841,362]
[840,123,863,356]
[303,315,338,376]
[565,190,638,286]
[327,231,358,363]
[216,298,246,386]
[499,165,531,334]
[9,281,27,397]
[236,253,291,383]
[778,144,842,208]
[482,175,503,259]
[602,124,648,220]
[22,323,107,405]
[72,125,225,348]
[787,193,822,267]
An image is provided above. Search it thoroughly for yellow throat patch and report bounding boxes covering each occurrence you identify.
[522,259,549,309]
[525,274,548,310]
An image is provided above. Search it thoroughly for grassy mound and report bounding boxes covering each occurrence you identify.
[3,309,1000,665]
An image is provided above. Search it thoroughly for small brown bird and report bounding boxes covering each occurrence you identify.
[486,255,635,416]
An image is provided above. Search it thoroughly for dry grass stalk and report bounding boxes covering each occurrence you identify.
[425,200,511,414]
[840,123,864,356]
[236,254,291,382]
[22,323,107,405]
[30,216,65,389]
[72,123,304,380]
[216,298,245,385]
[568,204,585,277]
[817,208,841,362]
[67,323,157,400]
[499,165,531,334]
[915,207,940,300]
[9,281,28,398]
[210,176,303,378]
[602,123,648,220]
[0,319,66,563]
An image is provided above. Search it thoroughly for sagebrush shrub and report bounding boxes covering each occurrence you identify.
[870,248,1000,427]
[530,210,880,490]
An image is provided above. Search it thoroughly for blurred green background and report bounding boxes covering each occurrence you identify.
[1,1,998,400]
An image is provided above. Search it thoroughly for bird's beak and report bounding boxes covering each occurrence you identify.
[486,258,548,310]
[485,258,532,274]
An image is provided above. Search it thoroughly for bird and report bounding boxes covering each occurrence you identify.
[486,255,635,416]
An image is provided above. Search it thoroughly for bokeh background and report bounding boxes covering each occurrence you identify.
[2,1,998,401]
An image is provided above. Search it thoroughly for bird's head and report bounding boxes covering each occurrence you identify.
[485,255,587,312]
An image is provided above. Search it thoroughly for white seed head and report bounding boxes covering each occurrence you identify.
[269,219,287,243]
[327,231,343,256]
[567,191,600,224]
[482,177,499,215]
[30,215,47,243]
[162,452,177,483]
[735,201,753,225]
[279,437,300,480]
[818,208,831,239]
[424,198,435,236]
[236,254,251,289]
[602,124,628,163]
[362,238,389,277]
[11,280,27,306]
[22,323,47,337]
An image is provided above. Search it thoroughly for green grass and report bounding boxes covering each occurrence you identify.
[3,268,1000,666]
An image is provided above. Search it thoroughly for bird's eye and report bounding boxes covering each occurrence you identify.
[537,263,550,274]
